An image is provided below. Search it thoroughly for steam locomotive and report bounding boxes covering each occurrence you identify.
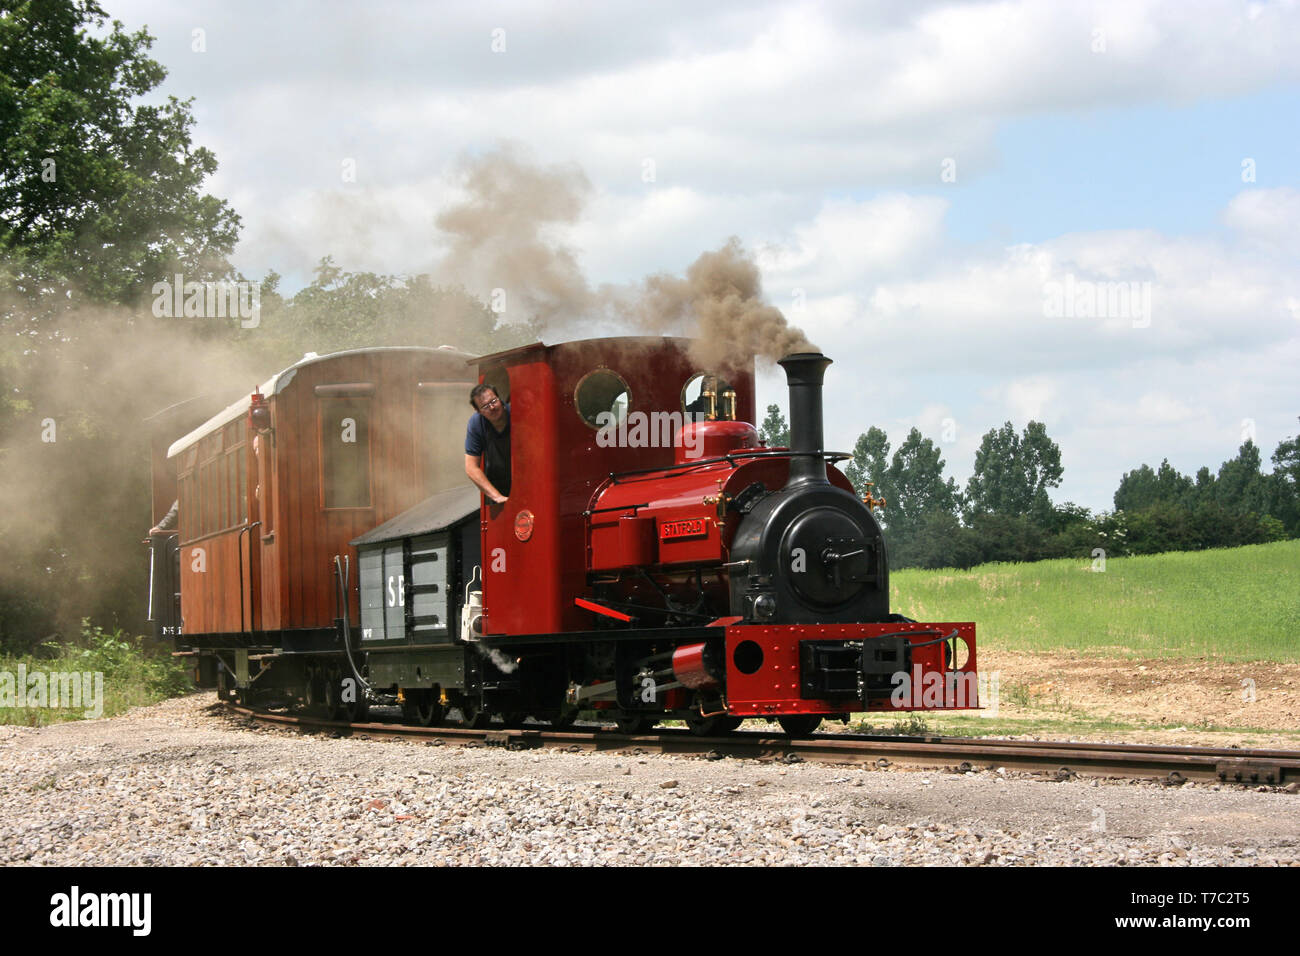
[146,336,977,735]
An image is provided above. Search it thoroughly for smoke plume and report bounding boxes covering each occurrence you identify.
[433,147,595,326]
[626,238,817,370]
[432,147,815,369]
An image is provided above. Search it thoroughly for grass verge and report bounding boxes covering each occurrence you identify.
[891,539,1300,662]
[0,620,190,726]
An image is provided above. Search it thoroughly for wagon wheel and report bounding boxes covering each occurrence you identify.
[400,690,437,726]
[614,715,657,735]
[459,697,491,729]
[413,690,446,727]
[777,714,823,736]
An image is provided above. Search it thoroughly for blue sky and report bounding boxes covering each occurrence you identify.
[934,87,1300,245]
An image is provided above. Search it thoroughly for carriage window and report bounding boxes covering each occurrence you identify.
[320,397,371,509]
[682,373,734,421]
[417,381,479,495]
[574,369,630,429]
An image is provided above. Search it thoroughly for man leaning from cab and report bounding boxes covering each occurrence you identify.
[464,383,511,504]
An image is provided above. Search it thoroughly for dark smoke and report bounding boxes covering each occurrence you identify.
[433,147,595,326]
[627,238,817,370]
[432,147,815,369]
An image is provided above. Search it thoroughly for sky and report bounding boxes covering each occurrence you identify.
[107,0,1300,512]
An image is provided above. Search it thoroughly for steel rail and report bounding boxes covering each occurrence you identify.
[224,705,1300,786]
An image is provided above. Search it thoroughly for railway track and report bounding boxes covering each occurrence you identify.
[226,704,1300,786]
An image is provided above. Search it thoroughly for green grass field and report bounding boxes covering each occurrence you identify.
[890,539,1300,663]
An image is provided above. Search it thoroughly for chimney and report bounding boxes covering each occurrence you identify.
[777,352,832,485]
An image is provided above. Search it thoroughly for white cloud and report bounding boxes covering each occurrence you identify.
[101,0,1300,511]
[1223,187,1300,251]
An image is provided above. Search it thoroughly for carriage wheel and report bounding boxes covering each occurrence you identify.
[303,665,328,716]
[217,667,238,703]
[326,665,369,723]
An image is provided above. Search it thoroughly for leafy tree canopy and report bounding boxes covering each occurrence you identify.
[758,403,789,448]
[0,0,240,309]
[964,420,1062,522]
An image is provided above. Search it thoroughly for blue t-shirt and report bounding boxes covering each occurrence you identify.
[465,404,510,455]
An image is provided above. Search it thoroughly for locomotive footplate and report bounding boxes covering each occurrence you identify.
[799,637,909,704]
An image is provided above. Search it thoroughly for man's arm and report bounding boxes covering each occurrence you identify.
[150,499,179,535]
[465,454,507,504]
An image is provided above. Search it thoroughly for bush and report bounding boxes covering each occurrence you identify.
[0,620,190,726]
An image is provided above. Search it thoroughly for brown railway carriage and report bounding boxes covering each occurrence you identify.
[160,347,476,641]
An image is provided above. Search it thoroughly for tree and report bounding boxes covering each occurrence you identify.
[1019,421,1065,522]
[886,427,959,534]
[964,420,1063,522]
[758,404,789,448]
[1270,419,1300,535]
[0,0,240,308]
[1114,458,1193,512]
[1215,440,1269,516]
[843,426,958,564]
[845,426,890,500]
[0,1,242,650]
[264,257,522,361]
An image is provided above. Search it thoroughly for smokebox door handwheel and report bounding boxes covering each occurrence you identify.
[781,508,872,607]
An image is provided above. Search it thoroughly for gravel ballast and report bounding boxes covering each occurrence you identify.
[1,694,1296,866]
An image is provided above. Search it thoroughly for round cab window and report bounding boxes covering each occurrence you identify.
[681,372,733,419]
[574,369,630,429]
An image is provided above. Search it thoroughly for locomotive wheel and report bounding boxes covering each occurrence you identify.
[777,714,823,736]
[685,713,742,737]
[550,710,578,730]
[614,715,657,735]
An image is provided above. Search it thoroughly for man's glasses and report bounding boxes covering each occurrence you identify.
[478,398,501,411]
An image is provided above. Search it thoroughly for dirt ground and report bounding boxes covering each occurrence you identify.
[968,649,1300,749]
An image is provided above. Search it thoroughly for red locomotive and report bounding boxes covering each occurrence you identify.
[149,336,977,734]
